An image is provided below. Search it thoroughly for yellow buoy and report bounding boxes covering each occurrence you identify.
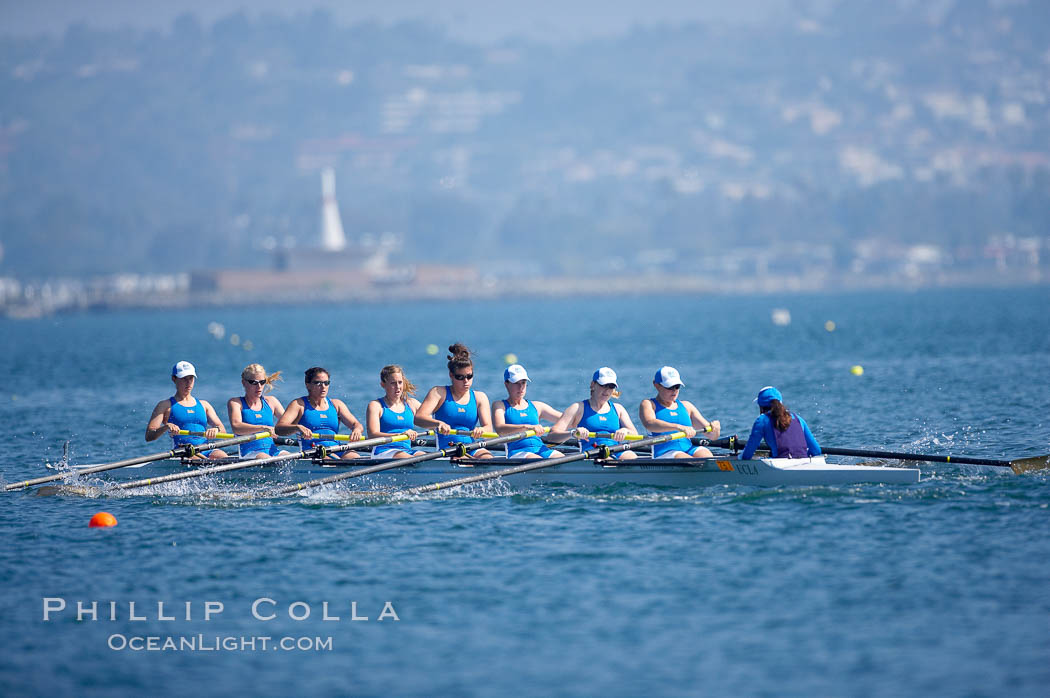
[425,344,439,355]
[825,321,836,332]
[503,353,518,365]
[850,365,864,376]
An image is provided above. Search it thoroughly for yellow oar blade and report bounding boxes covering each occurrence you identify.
[1010,454,1050,474]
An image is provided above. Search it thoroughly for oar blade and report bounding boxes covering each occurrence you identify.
[33,484,103,497]
[1010,454,1050,474]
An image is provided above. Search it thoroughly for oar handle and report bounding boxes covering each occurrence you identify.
[308,430,436,447]
[179,430,272,441]
[309,433,362,441]
[583,431,644,441]
[451,429,500,439]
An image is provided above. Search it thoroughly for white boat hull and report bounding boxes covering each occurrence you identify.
[318,455,920,488]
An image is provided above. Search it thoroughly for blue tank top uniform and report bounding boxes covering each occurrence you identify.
[374,399,415,455]
[740,413,821,460]
[298,397,340,450]
[237,397,280,457]
[647,398,694,457]
[434,387,478,450]
[579,400,623,451]
[169,397,220,457]
[502,400,554,458]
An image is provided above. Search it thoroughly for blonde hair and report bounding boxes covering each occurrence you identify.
[380,364,416,396]
[242,363,282,392]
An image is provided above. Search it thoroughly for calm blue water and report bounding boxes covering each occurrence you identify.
[1,287,1049,696]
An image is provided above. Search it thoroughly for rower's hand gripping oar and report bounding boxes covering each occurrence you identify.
[268,430,537,496]
[3,432,272,492]
[403,431,688,495]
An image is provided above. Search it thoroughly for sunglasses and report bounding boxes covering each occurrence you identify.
[453,373,474,381]
[244,378,266,386]
[598,383,617,390]
[665,384,683,391]
[310,380,331,386]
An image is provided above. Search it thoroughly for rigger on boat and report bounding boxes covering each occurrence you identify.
[5,350,1049,496]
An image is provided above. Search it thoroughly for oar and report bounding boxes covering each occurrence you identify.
[403,432,686,495]
[110,431,438,492]
[691,435,739,450]
[178,430,297,446]
[55,431,436,496]
[818,446,1049,475]
[178,429,238,439]
[4,433,271,492]
[586,431,646,441]
[268,430,536,496]
[307,429,497,442]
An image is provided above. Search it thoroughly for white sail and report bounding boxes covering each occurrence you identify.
[319,167,347,252]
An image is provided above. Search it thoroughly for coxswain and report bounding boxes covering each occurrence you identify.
[739,386,821,460]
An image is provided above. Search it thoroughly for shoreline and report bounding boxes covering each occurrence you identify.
[3,269,1046,317]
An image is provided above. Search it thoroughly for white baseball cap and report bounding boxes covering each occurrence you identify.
[172,361,196,378]
[654,366,684,388]
[504,364,530,383]
[592,366,618,386]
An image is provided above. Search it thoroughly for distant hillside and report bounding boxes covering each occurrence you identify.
[1,0,1047,277]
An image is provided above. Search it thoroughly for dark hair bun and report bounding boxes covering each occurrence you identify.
[447,342,471,360]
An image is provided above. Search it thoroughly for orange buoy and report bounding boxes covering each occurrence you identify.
[89,512,117,528]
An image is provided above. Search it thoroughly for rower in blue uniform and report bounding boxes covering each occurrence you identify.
[275,366,364,459]
[366,364,426,459]
[145,361,228,459]
[550,367,640,460]
[492,364,564,459]
[415,343,495,458]
[638,366,721,458]
[227,363,290,458]
[739,386,822,460]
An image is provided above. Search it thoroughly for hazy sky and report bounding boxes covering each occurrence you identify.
[1,0,795,42]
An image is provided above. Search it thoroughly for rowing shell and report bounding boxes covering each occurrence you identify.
[149,454,919,488]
